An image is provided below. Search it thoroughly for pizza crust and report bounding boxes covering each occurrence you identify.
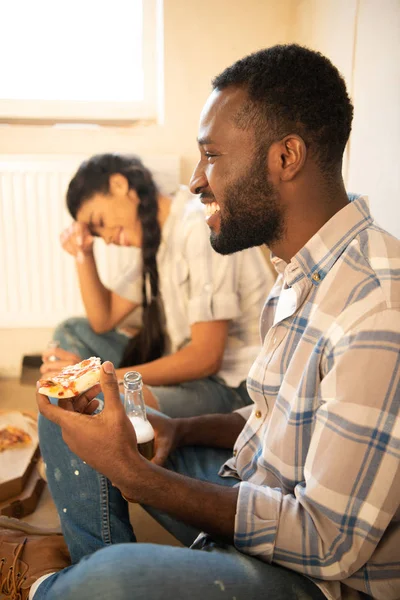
[38,357,101,398]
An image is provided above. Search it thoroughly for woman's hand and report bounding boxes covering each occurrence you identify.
[60,222,94,262]
[40,348,82,376]
[37,361,147,493]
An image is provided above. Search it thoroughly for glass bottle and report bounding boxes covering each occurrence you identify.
[123,371,155,460]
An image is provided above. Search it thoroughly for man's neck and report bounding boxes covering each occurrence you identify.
[270,179,349,264]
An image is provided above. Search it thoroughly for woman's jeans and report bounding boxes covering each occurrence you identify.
[53,317,252,417]
[35,414,326,600]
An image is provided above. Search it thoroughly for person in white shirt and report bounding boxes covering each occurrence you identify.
[41,153,274,416]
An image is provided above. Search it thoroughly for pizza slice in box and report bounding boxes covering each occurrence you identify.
[0,426,32,452]
[38,357,101,398]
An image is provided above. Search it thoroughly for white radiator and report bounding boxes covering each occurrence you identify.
[0,154,180,328]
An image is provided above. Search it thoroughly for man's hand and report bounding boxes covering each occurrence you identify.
[147,412,183,466]
[40,348,81,376]
[38,362,239,539]
[56,383,101,415]
[61,222,94,263]
[37,361,147,493]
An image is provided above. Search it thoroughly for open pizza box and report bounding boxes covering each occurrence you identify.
[0,411,45,518]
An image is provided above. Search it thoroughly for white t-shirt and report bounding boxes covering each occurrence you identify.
[112,186,275,387]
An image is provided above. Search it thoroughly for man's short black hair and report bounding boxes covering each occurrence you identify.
[212,44,353,174]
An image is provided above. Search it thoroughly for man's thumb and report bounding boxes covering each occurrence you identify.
[152,443,169,466]
[101,362,122,409]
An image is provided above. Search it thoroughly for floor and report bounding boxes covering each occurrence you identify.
[0,374,181,546]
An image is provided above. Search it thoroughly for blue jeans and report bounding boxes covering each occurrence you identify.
[53,317,131,367]
[53,317,252,417]
[36,414,325,600]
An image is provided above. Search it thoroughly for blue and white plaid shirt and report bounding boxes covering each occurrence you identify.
[220,195,400,600]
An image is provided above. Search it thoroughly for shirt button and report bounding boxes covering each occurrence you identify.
[233,449,237,457]
[312,272,321,282]
[273,337,277,344]
[255,410,262,418]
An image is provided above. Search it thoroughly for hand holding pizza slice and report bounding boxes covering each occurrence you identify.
[38,357,101,399]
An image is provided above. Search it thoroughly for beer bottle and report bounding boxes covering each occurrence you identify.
[123,371,155,460]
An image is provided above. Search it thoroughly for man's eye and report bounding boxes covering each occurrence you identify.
[205,152,218,161]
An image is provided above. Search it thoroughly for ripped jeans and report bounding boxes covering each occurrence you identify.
[34,414,326,600]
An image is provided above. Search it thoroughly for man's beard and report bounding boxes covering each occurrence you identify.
[210,156,284,255]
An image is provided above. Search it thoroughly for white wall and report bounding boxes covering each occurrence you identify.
[291,0,400,238]
[0,0,294,184]
[346,0,400,238]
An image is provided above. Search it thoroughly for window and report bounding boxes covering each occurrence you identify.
[0,0,162,123]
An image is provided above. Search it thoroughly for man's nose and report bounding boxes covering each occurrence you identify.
[189,162,208,195]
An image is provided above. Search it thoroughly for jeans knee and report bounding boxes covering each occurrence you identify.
[53,317,90,340]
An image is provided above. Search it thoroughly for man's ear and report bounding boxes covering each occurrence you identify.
[269,135,307,182]
[109,173,129,197]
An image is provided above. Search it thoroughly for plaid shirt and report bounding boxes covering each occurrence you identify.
[220,195,400,600]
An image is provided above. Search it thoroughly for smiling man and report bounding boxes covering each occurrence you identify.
[1,44,399,600]
[196,87,286,257]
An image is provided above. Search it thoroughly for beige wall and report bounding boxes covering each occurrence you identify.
[0,0,294,184]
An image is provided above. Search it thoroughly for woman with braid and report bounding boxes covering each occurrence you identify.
[40,153,273,416]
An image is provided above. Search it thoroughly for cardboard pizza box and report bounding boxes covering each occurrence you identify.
[0,464,45,518]
[0,411,39,503]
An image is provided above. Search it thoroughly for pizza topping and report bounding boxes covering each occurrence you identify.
[39,357,101,392]
[38,356,101,398]
[0,426,32,452]
[38,380,56,388]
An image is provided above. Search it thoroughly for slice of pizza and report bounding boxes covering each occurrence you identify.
[0,425,32,452]
[38,356,101,398]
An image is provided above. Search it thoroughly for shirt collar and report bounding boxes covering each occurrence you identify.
[271,194,373,288]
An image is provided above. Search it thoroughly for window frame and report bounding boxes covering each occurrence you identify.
[0,0,163,125]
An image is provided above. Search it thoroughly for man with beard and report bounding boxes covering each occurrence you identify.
[2,45,398,600]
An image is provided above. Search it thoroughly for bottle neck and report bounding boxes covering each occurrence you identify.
[124,386,147,420]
